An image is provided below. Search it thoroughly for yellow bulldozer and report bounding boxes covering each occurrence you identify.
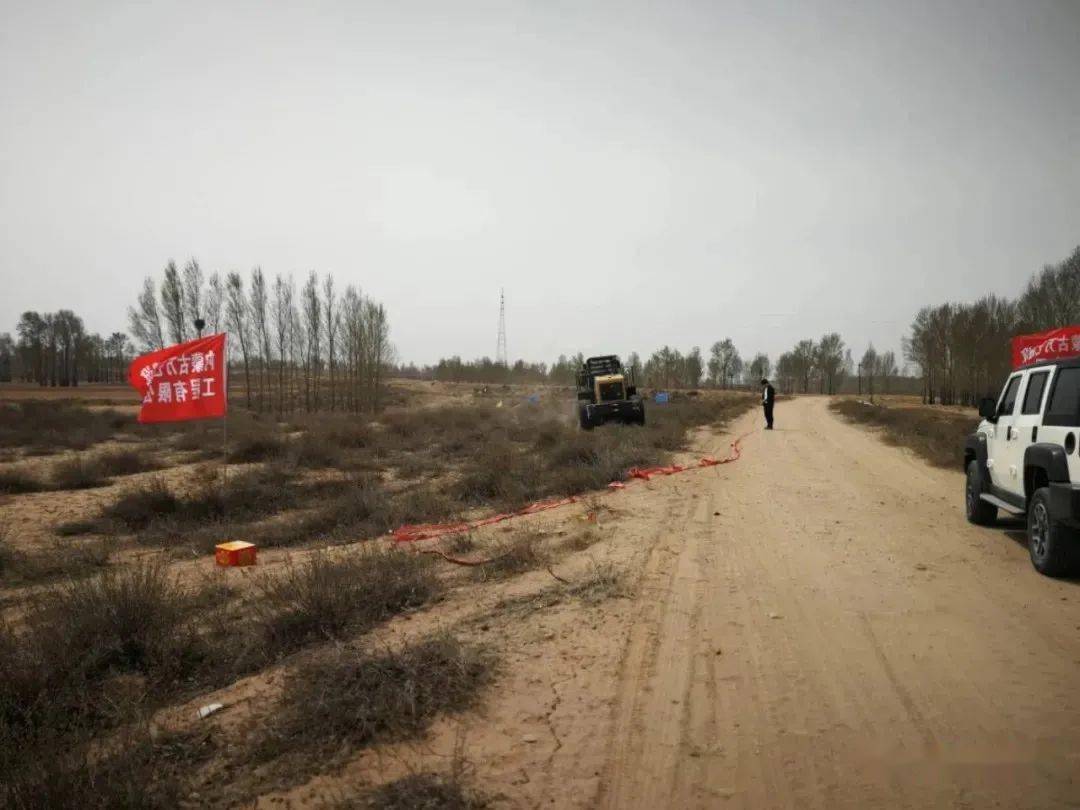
[575,355,645,429]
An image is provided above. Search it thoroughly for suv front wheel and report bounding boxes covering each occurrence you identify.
[1027,488,1080,577]
[965,462,996,525]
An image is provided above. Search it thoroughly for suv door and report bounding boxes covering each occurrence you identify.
[1038,365,1080,479]
[987,372,1025,497]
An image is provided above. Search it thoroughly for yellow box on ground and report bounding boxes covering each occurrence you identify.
[215,541,257,567]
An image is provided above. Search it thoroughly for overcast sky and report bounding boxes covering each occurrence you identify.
[2,0,1078,367]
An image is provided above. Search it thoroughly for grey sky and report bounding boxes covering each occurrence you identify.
[2,0,1078,367]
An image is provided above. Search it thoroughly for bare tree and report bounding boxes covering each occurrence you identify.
[707,339,741,388]
[323,274,339,411]
[815,333,846,394]
[875,350,898,394]
[685,346,703,388]
[748,353,770,383]
[273,273,292,414]
[206,273,225,335]
[182,259,204,335]
[859,345,878,399]
[225,272,252,408]
[250,267,271,410]
[302,272,322,411]
[160,261,186,344]
[128,277,164,350]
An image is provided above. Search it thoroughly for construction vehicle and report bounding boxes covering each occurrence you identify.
[575,355,645,429]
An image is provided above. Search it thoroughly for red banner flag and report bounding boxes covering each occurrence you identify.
[1012,326,1080,369]
[127,334,228,423]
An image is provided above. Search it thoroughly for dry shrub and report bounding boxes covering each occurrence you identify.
[452,440,542,507]
[26,561,206,696]
[50,455,109,490]
[293,414,376,449]
[3,449,157,495]
[566,559,627,604]
[250,476,394,548]
[0,465,42,494]
[0,724,192,810]
[563,528,602,552]
[358,772,489,810]
[471,526,548,581]
[0,535,113,586]
[257,634,495,769]
[255,547,439,650]
[0,401,129,454]
[830,399,976,468]
[0,562,211,805]
[379,404,496,452]
[94,448,160,477]
[286,431,344,468]
[168,411,282,462]
[447,532,477,554]
[99,476,179,531]
[227,433,284,463]
[99,466,294,535]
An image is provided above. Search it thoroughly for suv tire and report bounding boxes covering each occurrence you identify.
[965,462,996,526]
[1027,487,1080,577]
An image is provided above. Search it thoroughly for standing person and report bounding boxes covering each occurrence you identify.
[761,378,776,430]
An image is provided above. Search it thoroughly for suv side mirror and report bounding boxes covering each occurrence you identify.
[978,397,998,422]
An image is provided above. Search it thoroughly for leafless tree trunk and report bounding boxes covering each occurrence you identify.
[225,272,252,408]
[323,274,338,412]
[250,267,271,412]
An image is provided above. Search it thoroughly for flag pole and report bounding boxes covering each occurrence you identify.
[222,334,229,492]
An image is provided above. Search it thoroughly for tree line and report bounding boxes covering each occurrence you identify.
[4,311,128,386]
[409,330,912,399]
[128,260,394,414]
[905,245,1080,405]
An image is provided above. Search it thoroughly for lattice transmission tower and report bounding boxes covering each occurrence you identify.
[496,288,508,367]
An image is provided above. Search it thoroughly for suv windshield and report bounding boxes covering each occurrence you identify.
[1044,367,1080,427]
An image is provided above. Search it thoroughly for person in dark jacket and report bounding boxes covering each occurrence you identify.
[761,378,775,429]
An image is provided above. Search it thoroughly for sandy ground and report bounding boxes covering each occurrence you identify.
[594,396,1080,809]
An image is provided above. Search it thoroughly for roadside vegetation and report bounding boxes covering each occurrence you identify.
[46,393,754,553]
[829,398,978,468]
[0,545,451,807]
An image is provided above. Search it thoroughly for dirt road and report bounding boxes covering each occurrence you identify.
[597,396,1080,809]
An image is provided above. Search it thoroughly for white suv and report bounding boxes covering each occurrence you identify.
[965,359,1080,577]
